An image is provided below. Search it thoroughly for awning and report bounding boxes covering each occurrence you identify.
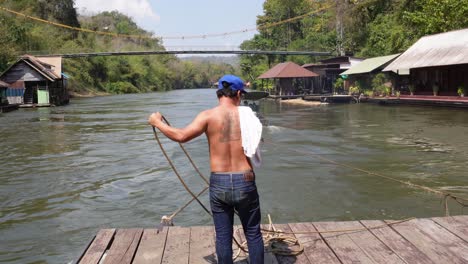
[341,54,401,76]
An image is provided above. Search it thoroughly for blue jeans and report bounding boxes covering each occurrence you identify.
[210,171,264,264]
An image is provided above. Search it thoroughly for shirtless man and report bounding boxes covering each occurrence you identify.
[148,75,264,264]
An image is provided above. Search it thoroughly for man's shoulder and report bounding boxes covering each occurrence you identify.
[202,106,223,116]
[195,108,217,123]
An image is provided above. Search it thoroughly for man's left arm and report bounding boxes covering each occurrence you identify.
[148,111,208,143]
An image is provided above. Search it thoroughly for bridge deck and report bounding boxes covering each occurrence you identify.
[76,215,468,263]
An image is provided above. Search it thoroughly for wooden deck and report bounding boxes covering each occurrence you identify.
[303,95,355,103]
[367,95,468,108]
[0,104,18,113]
[76,215,468,263]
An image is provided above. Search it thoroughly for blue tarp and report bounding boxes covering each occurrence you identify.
[6,88,24,96]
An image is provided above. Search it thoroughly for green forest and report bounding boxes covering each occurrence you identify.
[1,0,467,95]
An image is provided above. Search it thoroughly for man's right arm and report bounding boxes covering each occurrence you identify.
[148,111,208,143]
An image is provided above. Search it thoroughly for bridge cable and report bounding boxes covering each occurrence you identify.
[0,5,332,41]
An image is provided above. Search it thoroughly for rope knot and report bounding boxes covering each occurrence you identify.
[161,215,174,226]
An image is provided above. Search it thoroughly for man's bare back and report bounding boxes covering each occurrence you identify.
[204,104,252,172]
[148,95,252,172]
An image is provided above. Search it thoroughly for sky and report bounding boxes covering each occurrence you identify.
[74,0,265,50]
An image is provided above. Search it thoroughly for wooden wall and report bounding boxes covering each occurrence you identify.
[411,64,468,96]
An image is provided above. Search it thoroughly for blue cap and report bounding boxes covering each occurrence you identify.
[218,75,247,93]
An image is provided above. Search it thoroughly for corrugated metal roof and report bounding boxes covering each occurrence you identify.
[258,62,319,79]
[384,28,468,72]
[341,54,400,75]
[320,56,364,64]
[0,55,62,82]
[302,63,324,68]
[22,55,61,80]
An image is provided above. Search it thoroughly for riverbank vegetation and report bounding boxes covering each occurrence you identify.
[1,0,466,94]
[0,0,238,95]
[240,0,468,88]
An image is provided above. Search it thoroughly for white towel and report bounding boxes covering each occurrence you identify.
[238,106,262,167]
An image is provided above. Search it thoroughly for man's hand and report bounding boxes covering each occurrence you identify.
[148,112,163,127]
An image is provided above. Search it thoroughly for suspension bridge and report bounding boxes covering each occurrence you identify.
[34,49,331,58]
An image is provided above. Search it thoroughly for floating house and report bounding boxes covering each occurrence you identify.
[340,54,409,92]
[258,62,318,96]
[383,28,468,96]
[0,55,69,106]
[303,56,364,93]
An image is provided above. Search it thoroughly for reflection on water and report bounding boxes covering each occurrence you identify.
[1,89,468,263]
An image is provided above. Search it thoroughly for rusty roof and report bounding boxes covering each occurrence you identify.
[384,28,468,72]
[258,62,319,79]
[0,55,62,82]
[21,55,61,80]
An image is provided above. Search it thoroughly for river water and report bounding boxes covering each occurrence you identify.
[1,89,467,263]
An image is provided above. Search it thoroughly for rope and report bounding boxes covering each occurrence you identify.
[234,214,303,260]
[160,116,209,185]
[0,5,332,41]
[152,126,211,218]
[233,214,415,260]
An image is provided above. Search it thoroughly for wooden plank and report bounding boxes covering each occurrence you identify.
[432,216,468,242]
[333,221,404,263]
[79,229,115,264]
[288,222,340,264]
[133,227,169,264]
[189,226,216,264]
[389,218,468,264]
[261,224,279,264]
[313,221,375,264]
[233,225,249,264]
[360,220,434,264]
[452,215,468,223]
[271,223,310,264]
[102,228,143,264]
[161,226,190,264]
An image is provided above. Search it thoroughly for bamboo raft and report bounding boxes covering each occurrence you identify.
[76,215,467,263]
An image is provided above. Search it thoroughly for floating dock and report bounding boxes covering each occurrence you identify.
[303,94,356,103]
[76,215,467,263]
[0,104,18,113]
[367,95,468,108]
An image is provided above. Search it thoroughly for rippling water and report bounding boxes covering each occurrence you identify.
[1,89,468,263]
